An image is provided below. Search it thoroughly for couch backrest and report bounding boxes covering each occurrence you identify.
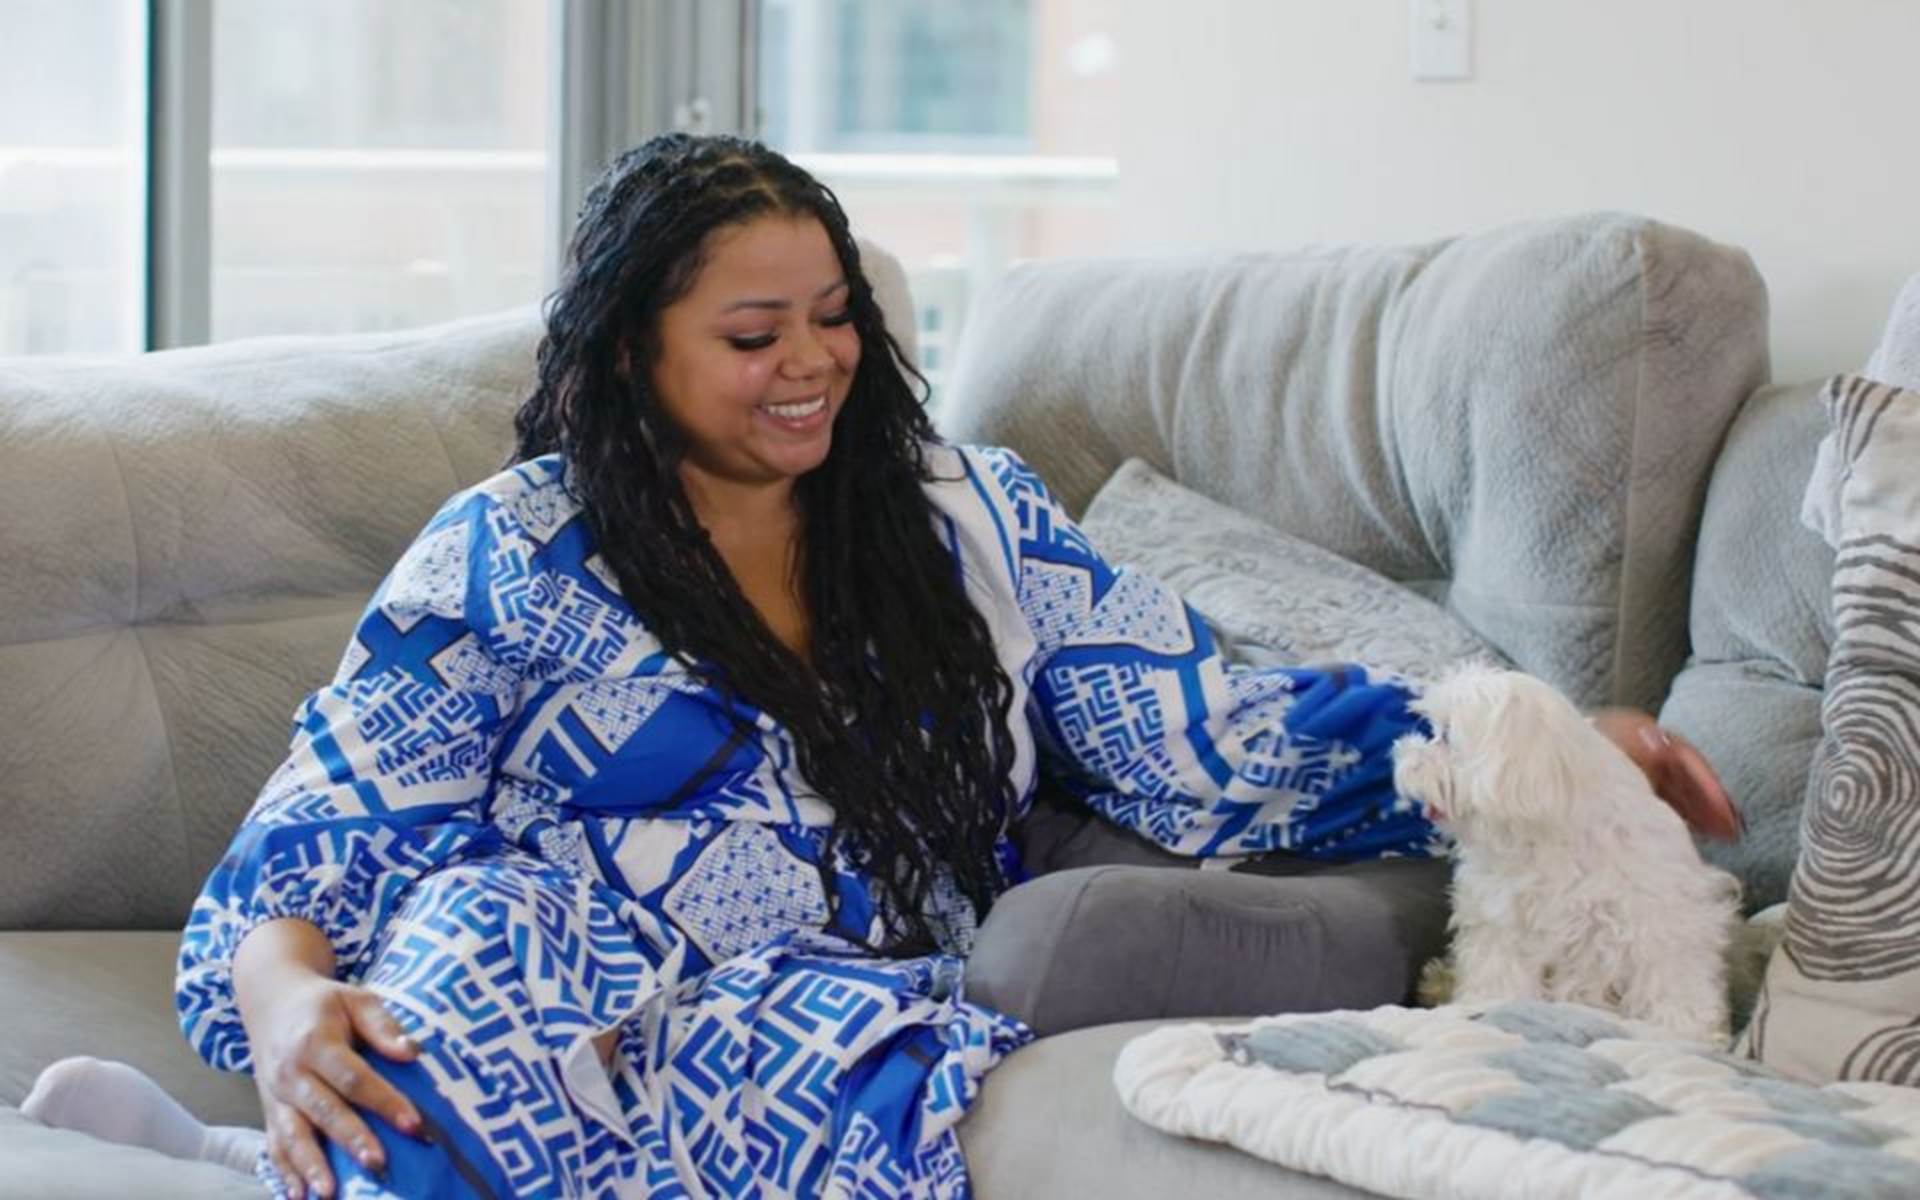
[1663,271,1920,909]
[0,241,916,930]
[941,213,1769,715]
[1658,380,1834,908]
[0,310,539,930]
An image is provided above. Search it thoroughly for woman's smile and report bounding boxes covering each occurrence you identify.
[757,392,831,432]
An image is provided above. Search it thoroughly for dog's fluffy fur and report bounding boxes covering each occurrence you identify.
[1392,665,1740,1043]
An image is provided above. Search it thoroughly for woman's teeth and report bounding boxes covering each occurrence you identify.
[764,396,826,419]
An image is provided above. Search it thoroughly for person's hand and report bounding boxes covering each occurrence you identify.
[1590,708,1742,840]
[240,963,422,1199]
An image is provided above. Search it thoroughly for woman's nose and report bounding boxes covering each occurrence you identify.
[782,329,834,378]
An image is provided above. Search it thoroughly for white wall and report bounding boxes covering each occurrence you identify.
[1104,1,1920,383]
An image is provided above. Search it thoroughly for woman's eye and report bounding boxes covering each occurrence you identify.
[726,333,777,351]
[819,308,854,327]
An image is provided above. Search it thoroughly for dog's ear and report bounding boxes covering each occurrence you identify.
[1478,683,1584,826]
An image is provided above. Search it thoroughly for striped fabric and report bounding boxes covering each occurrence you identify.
[1748,374,1920,1085]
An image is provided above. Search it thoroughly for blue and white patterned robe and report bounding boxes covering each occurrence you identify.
[176,444,1437,1199]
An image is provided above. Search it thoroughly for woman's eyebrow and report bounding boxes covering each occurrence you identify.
[721,279,848,314]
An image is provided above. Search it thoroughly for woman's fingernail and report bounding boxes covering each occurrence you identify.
[1640,727,1672,752]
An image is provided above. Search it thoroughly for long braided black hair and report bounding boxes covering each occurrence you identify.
[513,133,1019,954]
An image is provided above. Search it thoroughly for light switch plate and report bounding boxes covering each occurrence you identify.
[1410,0,1473,82]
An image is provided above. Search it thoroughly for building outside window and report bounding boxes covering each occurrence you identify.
[756,0,1121,400]
[760,0,1033,155]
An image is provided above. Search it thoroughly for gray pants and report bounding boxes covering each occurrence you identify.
[965,793,1453,1036]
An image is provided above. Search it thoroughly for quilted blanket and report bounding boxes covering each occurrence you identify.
[1114,1002,1920,1199]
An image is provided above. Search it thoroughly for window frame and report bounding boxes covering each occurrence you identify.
[133,0,748,353]
[146,0,210,349]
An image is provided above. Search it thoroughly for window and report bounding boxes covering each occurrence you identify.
[761,0,1032,154]
[210,0,551,339]
[0,1,146,355]
[755,0,1121,401]
[1,0,678,357]
[5,1,1114,370]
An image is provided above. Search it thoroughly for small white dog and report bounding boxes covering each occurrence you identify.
[1392,665,1740,1044]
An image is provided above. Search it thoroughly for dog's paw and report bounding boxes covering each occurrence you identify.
[1416,956,1456,1007]
[1391,734,1448,819]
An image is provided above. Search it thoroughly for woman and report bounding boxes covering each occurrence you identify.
[40,134,1731,1199]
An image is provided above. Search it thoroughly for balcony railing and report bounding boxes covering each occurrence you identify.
[2,147,1117,376]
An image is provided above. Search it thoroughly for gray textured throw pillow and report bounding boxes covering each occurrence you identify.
[1080,459,1507,682]
[1748,375,1920,1084]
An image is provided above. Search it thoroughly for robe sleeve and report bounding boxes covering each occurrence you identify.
[970,446,1442,862]
[176,487,533,1072]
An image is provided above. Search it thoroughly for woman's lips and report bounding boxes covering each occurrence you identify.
[757,394,830,432]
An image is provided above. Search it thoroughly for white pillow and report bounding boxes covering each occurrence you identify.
[1864,273,1920,391]
[1808,273,1920,543]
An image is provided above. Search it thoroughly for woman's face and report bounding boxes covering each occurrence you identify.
[650,214,862,495]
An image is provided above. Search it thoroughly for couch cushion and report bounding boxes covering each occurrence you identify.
[0,309,542,930]
[1657,381,1835,909]
[0,932,259,1124]
[1081,458,1506,680]
[0,930,1379,1199]
[958,1020,1378,1199]
[1747,376,1920,1085]
[940,214,1769,713]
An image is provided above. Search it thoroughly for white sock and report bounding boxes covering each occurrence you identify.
[22,1056,266,1176]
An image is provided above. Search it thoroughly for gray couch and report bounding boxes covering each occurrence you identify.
[0,213,1831,1197]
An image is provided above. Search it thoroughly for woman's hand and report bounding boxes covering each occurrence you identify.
[1590,708,1742,840]
[234,921,422,1200]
